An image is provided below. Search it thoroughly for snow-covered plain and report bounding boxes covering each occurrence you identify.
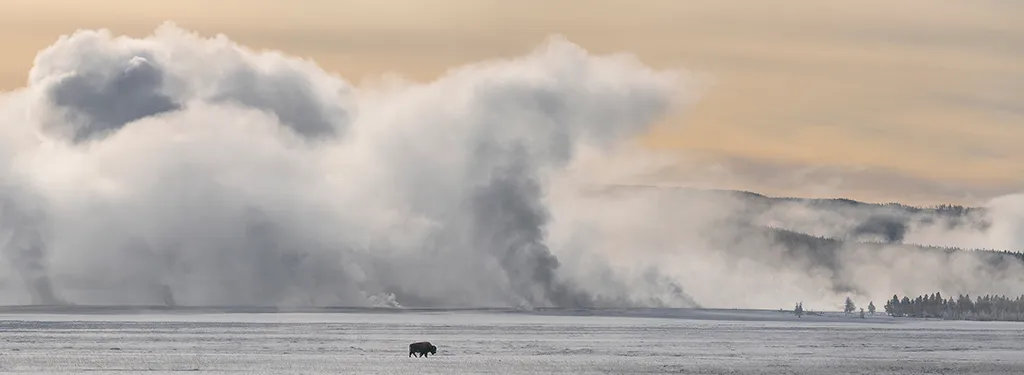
[0,308,1022,374]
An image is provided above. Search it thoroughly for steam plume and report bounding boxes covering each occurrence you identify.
[2,23,1022,311]
[0,23,696,308]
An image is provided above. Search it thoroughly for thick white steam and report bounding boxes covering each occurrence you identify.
[1,23,1021,311]
[0,23,697,308]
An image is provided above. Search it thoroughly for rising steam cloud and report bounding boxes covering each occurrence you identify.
[0,23,699,308]
[1,24,1022,311]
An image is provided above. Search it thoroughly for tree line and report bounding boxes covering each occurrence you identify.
[883,292,1024,321]
[791,293,1024,322]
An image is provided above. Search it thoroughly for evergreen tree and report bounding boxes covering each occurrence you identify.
[884,297,895,316]
[844,296,856,315]
[868,301,876,315]
[794,302,803,318]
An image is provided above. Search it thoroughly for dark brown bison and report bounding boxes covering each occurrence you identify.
[409,341,437,357]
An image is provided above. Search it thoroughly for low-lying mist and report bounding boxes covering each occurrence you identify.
[0,24,1021,311]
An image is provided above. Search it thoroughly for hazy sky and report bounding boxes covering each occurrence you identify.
[2,0,1022,205]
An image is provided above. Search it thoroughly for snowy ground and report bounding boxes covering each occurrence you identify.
[0,307,1021,374]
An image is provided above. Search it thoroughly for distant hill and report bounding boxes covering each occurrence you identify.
[582,184,1022,298]
[591,185,991,246]
[762,225,1024,296]
[765,226,1024,268]
[596,185,984,216]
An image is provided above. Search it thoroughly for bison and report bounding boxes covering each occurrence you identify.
[409,341,437,357]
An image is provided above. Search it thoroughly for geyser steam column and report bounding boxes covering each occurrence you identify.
[443,39,696,308]
[463,143,590,308]
[0,190,61,305]
[0,23,702,308]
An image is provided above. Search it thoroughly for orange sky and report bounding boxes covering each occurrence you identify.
[2,0,1022,206]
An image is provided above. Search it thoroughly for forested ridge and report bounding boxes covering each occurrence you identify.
[606,187,1024,320]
